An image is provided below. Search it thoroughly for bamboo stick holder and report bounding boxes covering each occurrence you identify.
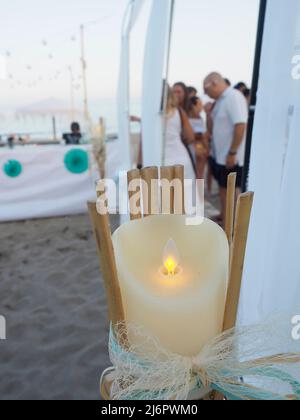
[225,172,237,245]
[141,166,160,216]
[127,169,142,221]
[88,166,254,400]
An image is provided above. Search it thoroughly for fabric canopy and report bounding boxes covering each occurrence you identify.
[239,0,300,324]
[117,0,145,171]
[141,0,174,167]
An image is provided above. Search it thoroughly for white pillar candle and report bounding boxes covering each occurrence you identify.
[112,215,229,357]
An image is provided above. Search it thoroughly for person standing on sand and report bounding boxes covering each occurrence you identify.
[173,82,190,112]
[187,86,198,98]
[203,72,248,224]
[187,96,210,179]
[164,87,195,182]
[63,122,82,145]
[172,82,197,175]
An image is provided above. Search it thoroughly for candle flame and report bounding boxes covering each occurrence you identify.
[162,239,180,276]
[164,257,178,275]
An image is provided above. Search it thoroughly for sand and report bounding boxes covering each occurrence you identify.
[0,214,120,400]
[0,195,220,400]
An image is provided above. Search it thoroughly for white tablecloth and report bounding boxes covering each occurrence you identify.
[0,145,99,222]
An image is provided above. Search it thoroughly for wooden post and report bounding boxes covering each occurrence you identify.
[80,24,90,121]
[87,202,126,329]
[223,192,254,331]
[225,172,237,245]
[98,117,106,180]
[52,116,57,141]
[141,167,160,217]
[127,169,142,220]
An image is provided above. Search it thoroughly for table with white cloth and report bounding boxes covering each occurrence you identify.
[0,145,99,222]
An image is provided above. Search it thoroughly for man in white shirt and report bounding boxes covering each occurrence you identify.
[203,72,248,223]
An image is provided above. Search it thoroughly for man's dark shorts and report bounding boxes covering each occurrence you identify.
[209,157,243,188]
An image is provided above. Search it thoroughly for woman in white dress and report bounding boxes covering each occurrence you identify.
[187,96,210,180]
[164,88,195,181]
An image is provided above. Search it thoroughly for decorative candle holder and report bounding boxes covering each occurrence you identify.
[88,166,255,400]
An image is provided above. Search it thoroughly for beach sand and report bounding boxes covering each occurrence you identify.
[0,197,220,400]
[0,214,118,400]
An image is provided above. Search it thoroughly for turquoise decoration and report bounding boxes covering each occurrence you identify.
[3,160,23,178]
[108,324,300,401]
[64,149,89,174]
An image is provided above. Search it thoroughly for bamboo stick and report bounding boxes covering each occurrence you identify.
[127,169,142,220]
[173,165,185,215]
[87,202,126,329]
[141,167,160,217]
[213,191,254,401]
[160,166,175,215]
[225,172,237,245]
[100,382,111,401]
[223,192,254,332]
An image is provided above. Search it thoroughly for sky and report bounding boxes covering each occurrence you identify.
[0,0,260,110]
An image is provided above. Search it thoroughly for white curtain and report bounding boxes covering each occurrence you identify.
[141,0,173,167]
[239,0,300,325]
[117,0,145,171]
[0,146,97,222]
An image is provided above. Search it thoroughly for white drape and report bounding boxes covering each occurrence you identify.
[117,0,145,171]
[0,146,97,222]
[141,0,173,167]
[239,0,300,324]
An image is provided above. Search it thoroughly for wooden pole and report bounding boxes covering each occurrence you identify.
[87,202,126,329]
[52,116,57,141]
[127,169,142,220]
[68,65,75,122]
[225,172,237,244]
[99,117,106,141]
[141,167,160,216]
[223,192,254,331]
[80,24,90,121]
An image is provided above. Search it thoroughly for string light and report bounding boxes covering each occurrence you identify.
[3,12,117,91]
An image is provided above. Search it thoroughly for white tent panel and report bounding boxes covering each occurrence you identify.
[141,0,173,167]
[0,146,97,222]
[239,0,300,324]
[117,0,145,171]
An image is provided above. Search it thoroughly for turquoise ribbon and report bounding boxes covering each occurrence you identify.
[109,326,300,401]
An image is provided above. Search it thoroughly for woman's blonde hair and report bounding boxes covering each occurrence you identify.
[166,86,178,115]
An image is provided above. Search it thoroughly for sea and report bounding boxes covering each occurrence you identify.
[0,98,142,141]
